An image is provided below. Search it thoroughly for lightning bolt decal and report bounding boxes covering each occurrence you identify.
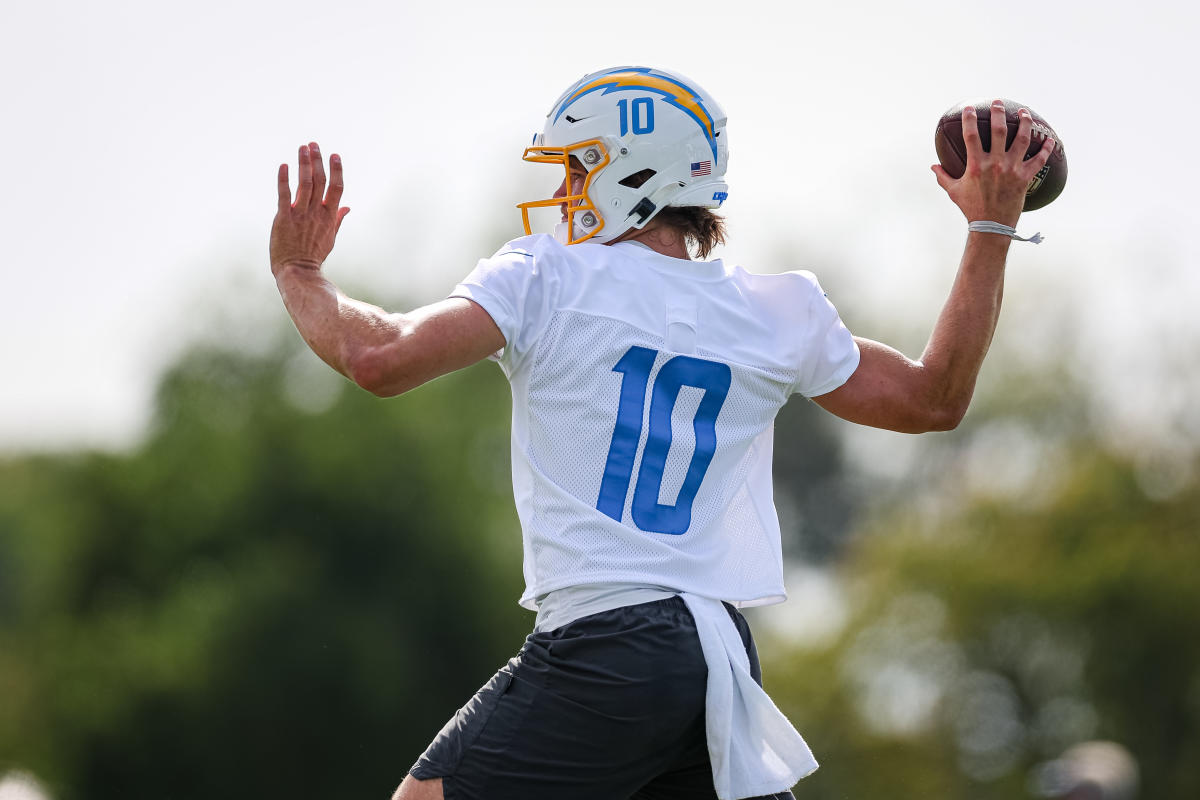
[553,67,719,161]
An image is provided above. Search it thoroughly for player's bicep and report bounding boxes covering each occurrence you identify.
[349,297,506,397]
[811,337,945,433]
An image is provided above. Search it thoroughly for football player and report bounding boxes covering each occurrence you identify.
[269,67,1054,800]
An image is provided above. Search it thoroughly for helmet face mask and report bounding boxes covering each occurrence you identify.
[519,140,611,245]
[518,66,729,245]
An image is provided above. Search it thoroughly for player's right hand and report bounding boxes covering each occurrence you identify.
[931,101,1054,228]
[270,142,350,276]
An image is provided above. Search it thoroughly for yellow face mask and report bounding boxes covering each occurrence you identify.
[517,139,610,245]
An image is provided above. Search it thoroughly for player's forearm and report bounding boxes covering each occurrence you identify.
[274,263,406,385]
[916,231,1011,425]
[907,97,1052,427]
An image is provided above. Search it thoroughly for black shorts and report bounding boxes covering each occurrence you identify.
[409,596,794,800]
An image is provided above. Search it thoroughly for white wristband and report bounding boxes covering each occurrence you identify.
[968,220,1043,244]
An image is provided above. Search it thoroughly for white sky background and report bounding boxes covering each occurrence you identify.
[2,0,1197,453]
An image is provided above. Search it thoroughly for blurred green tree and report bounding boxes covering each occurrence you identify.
[760,380,1200,799]
[0,337,528,799]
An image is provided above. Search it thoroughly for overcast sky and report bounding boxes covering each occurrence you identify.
[2,0,1197,453]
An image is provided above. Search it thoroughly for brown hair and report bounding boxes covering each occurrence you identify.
[653,206,727,259]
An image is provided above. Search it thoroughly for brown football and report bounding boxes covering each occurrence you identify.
[934,99,1067,211]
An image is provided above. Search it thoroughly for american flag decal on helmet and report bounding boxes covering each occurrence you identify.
[690,161,712,177]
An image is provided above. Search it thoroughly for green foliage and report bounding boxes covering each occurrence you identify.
[0,340,526,799]
[762,444,1200,799]
[773,398,858,563]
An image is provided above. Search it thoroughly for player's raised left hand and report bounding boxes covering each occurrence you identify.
[270,142,350,276]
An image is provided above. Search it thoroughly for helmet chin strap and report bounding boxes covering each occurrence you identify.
[553,221,571,244]
[628,182,685,230]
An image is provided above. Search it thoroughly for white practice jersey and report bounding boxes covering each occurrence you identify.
[451,234,859,611]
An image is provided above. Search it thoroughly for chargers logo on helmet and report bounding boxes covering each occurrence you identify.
[552,67,720,162]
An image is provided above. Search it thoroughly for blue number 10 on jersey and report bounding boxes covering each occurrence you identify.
[596,346,732,535]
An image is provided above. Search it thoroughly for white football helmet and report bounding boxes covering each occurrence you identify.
[518,66,730,245]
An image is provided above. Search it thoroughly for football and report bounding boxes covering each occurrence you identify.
[934,99,1067,211]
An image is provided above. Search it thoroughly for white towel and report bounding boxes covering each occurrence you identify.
[679,593,819,800]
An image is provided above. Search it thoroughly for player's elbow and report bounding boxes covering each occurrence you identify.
[905,371,972,432]
[888,395,968,433]
[346,345,415,397]
[910,384,973,431]
[886,404,964,434]
[925,401,968,432]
